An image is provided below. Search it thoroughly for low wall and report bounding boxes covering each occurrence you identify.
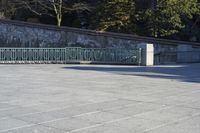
[0,19,140,48]
[1,19,200,48]
[177,45,200,63]
[0,19,200,64]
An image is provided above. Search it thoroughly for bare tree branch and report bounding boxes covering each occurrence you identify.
[6,0,90,27]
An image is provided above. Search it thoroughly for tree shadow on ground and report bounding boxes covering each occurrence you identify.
[63,64,200,83]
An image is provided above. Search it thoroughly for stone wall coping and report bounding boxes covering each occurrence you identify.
[1,19,200,46]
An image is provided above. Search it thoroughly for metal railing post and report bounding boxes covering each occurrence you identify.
[138,48,142,66]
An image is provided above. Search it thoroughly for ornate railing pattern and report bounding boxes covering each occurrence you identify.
[0,48,141,65]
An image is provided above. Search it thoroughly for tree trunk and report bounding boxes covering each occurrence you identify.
[56,0,62,27]
[57,18,62,27]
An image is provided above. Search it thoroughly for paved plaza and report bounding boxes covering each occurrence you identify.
[0,64,200,133]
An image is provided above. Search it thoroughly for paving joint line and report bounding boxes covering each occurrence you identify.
[142,113,200,133]
[0,99,119,120]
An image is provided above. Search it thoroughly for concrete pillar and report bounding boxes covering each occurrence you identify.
[137,43,154,66]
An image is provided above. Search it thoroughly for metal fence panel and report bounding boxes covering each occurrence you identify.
[0,47,141,65]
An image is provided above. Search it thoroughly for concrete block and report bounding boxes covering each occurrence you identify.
[137,43,154,66]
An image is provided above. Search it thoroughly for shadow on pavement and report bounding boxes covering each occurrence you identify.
[63,64,200,83]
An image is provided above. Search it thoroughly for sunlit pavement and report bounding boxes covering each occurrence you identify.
[0,64,200,133]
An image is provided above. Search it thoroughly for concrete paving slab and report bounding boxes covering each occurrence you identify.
[0,107,40,119]
[72,117,164,133]
[73,111,126,124]
[0,118,32,132]
[134,106,200,123]
[43,117,96,132]
[2,125,67,133]
[105,102,166,116]
[0,103,18,111]
[145,114,200,133]
[0,64,200,133]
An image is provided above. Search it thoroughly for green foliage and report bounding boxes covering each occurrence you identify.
[94,0,136,33]
[143,0,200,37]
[94,0,200,39]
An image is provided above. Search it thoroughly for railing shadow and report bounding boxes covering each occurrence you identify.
[63,64,200,83]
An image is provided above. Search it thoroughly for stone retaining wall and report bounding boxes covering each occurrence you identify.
[0,19,200,64]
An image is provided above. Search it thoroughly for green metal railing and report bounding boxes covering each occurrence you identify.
[0,47,141,65]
